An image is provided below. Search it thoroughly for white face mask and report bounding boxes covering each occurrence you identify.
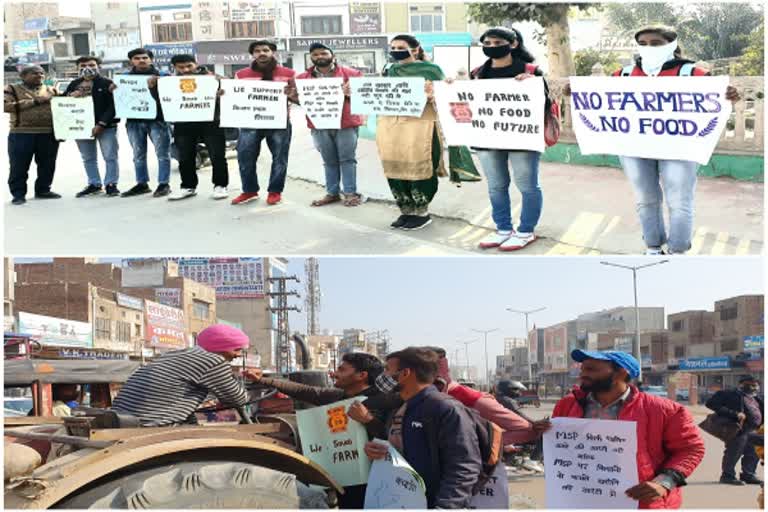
[637,40,678,76]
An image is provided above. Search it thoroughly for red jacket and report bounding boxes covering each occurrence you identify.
[553,386,705,509]
[295,65,363,130]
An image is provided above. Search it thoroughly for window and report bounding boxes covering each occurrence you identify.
[107,2,121,9]
[721,338,739,352]
[409,5,444,33]
[193,300,210,320]
[720,305,738,321]
[672,320,685,331]
[301,16,342,35]
[228,20,276,39]
[152,22,193,42]
[674,346,686,358]
[174,12,192,21]
[72,33,90,57]
[96,318,111,339]
[151,15,162,22]
[120,22,128,29]
[135,323,142,337]
[116,321,131,343]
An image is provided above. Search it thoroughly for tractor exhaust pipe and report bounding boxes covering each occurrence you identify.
[292,334,311,370]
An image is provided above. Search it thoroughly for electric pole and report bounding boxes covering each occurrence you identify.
[304,258,321,336]
[266,275,301,374]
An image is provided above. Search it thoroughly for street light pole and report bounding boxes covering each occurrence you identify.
[471,328,499,390]
[459,339,479,381]
[506,307,546,383]
[600,260,669,382]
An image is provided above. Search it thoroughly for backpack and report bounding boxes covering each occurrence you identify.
[525,63,561,147]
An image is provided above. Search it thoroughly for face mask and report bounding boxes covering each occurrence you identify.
[375,372,399,393]
[79,67,99,79]
[637,40,678,76]
[483,44,512,59]
[313,58,333,68]
[390,50,411,61]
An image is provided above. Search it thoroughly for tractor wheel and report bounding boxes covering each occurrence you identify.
[53,461,329,509]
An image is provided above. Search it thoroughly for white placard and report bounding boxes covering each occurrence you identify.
[350,77,426,117]
[158,75,219,122]
[570,76,732,165]
[113,75,157,120]
[469,462,509,509]
[219,79,287,129]
[51,97,94,140]
[544,417,639,509]
[433,78,546,152]
[296,78,344,130]
[364,440,427,509]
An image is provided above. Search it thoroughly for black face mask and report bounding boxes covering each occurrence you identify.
[390,50,411,61]
[483,44,512,59]
[313,58,333,68]
[580,373,615,393]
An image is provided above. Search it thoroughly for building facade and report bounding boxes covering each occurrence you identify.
[90,1,142,75]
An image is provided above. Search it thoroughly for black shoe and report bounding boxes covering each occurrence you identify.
[720,476,747,485]
[76,185,103,198]
[105,184,120,197]
[120,183,151,197]
[153,183,171,197]
[403,215,433,231]
[11,197,26,205]
[34,191,62,199]
[741,475,763,485]
[390,215,410,229]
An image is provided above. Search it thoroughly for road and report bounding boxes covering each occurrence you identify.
[506,403,763,509]
[4,112,763,256]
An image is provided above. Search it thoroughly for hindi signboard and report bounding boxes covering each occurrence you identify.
[175,257,265,299]
[544,417,638,509]
[350,2,382,34]
[18,312,93,348]
[219,79,287,129]
[144,300,186,350]
[116,292,144,311]
[350,77,427,117]
[433,78,546,152]
[296,78,344,129]
[113,75,157,120]
[364,440,427,509]
[569,76,732,165]
[296,398,371,487]
[155,288,182,307]
[158,75,219,122]
[51,97,94,140]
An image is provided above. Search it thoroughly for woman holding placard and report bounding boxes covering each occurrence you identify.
[471,27,549,252]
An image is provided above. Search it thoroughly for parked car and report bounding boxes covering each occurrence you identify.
[643,386,668,398]
[676,388,690,401]
[4,397,33,416]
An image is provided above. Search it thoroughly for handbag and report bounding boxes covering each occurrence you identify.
[699,396,745,443]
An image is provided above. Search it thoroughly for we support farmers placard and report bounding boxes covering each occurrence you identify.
[296,398,371,487]
[113,75,156,120]
[350,77,426,117]
[158,75,219,122]
[543,418,638,509]
[433,78,546,152]
[219,79,287,129]
[570,76,732,165]
[52,97,94,140]
[296,78,344,129]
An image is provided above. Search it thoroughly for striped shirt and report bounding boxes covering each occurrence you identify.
[112,347,248,426]
[583,387,632,420]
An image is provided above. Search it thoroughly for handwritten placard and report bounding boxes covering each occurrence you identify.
[296,398,371,487]
[544,417,638,509]
[219,79,287,129]
[469,461,509,509]
[158,75,218,122]
[350,77,426,117]
[364,440,427,509]
[296,78,344,129]
[570,76,732,165]
[113,75,156,120]
[51,97,94,140]
[433,78,546,152]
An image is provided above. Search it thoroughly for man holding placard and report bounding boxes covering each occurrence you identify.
[65,56,121,198]
[293,43,365,208]
[4,65,62,205]
[231,40,296,206]
[553,350,705,508]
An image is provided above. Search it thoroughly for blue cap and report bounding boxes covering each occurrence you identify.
[571,350,640,379]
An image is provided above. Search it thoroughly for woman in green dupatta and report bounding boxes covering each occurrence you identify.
[377,34,478,231]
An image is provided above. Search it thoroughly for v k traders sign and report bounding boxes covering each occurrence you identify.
[144,300,186,350]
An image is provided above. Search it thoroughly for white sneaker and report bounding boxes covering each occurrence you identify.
[211,186,228,200]
[645,247,665,255]
[478,231,513,249]
[499,232,537,252]
[168,188,197,201]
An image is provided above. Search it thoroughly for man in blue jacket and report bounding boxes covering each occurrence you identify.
[364,347,482,508]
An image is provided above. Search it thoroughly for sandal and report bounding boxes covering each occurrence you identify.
[311,194,342,207]
[343,194,363,207]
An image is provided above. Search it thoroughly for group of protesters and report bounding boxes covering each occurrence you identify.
[106,323,765,509]
[6,25,742,253]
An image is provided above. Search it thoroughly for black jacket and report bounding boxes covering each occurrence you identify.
[64,76,118,128]
[127,65,166,123]
[706,389,764,428]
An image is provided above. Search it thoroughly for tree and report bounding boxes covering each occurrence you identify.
[467,3,596,77]
[573,48,620,76]
[733,25,764,76]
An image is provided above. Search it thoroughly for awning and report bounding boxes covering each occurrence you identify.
[4,359,140,386]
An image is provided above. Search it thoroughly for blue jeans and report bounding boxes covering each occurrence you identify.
[311,127,359,195]
[76,127,119,186]
[476,150,542,233]
[236,125,292,193]
[620,157,698,253]
[126,120,171,185]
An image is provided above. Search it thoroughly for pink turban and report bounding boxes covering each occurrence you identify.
[197,324,249,353]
